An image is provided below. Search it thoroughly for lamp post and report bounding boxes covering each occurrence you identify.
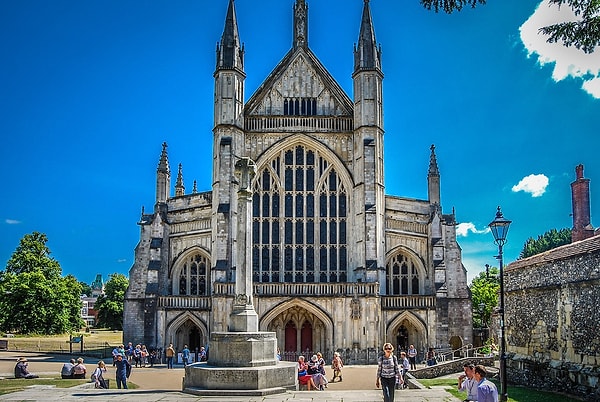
[488,206,511,402]
[478,302,486,344]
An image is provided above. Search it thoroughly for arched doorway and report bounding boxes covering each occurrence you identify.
[173,319,204,358]
[261,302,331,360]
[387,311,428,356]
[396,325,408,352]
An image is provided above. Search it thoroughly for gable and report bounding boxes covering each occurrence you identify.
[245,48,353,117]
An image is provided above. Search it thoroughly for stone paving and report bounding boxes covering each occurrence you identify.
[0,351,462,401]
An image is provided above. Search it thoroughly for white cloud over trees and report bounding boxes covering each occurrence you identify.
[520,0,600,98]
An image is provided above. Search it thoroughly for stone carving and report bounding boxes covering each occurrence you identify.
[235,293,249,306]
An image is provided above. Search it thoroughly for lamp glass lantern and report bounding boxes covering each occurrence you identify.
[489,206,512,246]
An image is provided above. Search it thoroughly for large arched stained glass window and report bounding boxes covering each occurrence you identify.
[252,145,347,283]
[387,253,420,295]
[178,253,208,295]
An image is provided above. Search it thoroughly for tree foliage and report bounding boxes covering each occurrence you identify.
[79,281,92,297]
[519,228,572,259]
[470,266,499,328]
[420,0,486,13]
[420,0,600,53]
[0,232,83,334]
[95,273,128,330]
[540,0,600,53]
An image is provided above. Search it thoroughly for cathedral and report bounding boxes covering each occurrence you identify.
[123,0,472,361]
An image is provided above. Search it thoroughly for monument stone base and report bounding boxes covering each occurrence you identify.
[182,331,297,395]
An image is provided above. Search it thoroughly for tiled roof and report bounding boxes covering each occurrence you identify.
[506,234,600,271]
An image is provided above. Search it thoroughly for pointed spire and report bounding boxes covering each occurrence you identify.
[157,142,170,174]
[175,163,185,197]
[354,0,382,72]
[293,0,309,48]
[155,142,171,205]
[428,144,440,177]
[192,180,198,194]
[216,0,244,71]
[428,144,441,205]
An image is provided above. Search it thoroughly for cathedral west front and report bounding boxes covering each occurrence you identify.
[123,0,472,362]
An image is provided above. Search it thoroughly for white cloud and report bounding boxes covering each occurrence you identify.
[5,219,21,225]
[456,222,490,237]
[512,173,549,197]
[117,259,127,263]
[519,0,600,98]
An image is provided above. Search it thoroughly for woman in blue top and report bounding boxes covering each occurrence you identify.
[376,343,399,402]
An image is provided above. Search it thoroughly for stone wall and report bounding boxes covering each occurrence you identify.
[504,236,600,401]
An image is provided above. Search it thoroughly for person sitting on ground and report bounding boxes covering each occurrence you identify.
[297,356,318,391]
[61,358,76,379]
[308,354,327,390]
[331,351,343,382]
[72,357,87,379]
[14,357,39,379]
[91,360,108,389]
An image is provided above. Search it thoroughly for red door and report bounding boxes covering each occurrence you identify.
[300,320,313,353]
[285,321,297,352]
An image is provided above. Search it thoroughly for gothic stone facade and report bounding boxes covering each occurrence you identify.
[123,0,472,361]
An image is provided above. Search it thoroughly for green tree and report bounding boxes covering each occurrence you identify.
[95,273,128,330]
[421,0,600,53]
[79,281,93,297]
[519,228,572,259]
[0,232,83,334]
[470,266,500,328]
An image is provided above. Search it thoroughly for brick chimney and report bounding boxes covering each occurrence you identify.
[571,164,594,242]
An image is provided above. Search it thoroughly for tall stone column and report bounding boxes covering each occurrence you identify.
[230,157,258,332]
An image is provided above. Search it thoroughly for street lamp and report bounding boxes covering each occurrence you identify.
[489,206,511,402]
[478,302,486,344]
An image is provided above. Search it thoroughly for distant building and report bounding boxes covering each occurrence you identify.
[90,273,104,297]
[80,296,97,327]
[123,0,472,361]
[80,274,104,327]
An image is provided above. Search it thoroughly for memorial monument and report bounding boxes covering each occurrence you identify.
[183,157,297,396]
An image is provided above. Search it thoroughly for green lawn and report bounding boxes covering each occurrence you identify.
[419,379,585,402]
[0,377,138,395]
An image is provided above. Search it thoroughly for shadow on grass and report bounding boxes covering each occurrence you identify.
[0,377,139,395]
[418,378,586,402]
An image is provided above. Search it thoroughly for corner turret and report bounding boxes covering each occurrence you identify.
[156,142,171,207]
[428,144,441,205]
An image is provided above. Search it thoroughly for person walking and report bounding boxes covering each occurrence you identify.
[398,351,410,389]
[473,364,499,402]
[407,344,418,370]
[376,342,400,402]
[114,354,131,389]
[182,344,190,366]
[165,343,175,369]
[458,362,478,402]
[331,351,343,382]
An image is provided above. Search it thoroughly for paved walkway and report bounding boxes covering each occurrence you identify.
[0,351,461,401]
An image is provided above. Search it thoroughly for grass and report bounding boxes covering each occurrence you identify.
[419,378,585,402]
[2,329,123,357]
[0,376,138,395]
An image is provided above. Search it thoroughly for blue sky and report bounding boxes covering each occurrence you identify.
[1,0,599,285]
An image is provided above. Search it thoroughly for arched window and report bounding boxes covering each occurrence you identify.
[387,253,421,295]
[178,253,208,295]
[252,145,348,283]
